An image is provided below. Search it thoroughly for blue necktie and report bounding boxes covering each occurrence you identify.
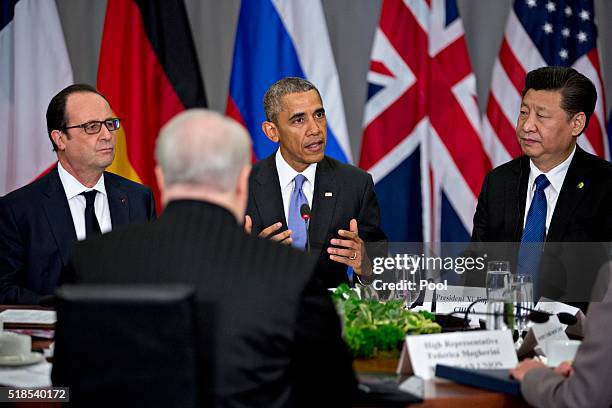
[517,175,550,289]
[287,174,308,249]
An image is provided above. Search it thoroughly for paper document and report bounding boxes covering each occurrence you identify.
[0,361,52,387]
[0,310,56,325]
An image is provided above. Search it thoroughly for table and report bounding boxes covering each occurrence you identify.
[1,306,58,408]
[1,305,54,352]
[354,358,530,407]
[2,306,530,407]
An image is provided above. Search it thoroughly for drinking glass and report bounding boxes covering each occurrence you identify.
[511,274,534,333]
[395,255,422,307]
[486,261,512,330]
[486,261,511,298]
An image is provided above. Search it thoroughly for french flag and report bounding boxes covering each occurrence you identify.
[0,0,73,195]
[226,0,352,163]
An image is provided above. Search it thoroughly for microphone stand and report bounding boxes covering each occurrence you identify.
[441,298,577,330]
[304,217,310,253]
[299,204,311,253]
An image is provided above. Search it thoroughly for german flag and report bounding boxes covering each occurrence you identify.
[97,0,207,211]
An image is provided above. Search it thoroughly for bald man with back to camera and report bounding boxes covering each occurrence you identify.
[66,109,357,407]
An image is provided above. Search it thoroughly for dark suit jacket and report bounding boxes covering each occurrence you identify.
[247,154,387,288]
[68,200,357,407]
[471,146,611,243]
[469,146,612,302]
[0,165,156,304]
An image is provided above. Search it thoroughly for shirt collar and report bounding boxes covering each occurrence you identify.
[528,144,576,193]
[275,149,317,190]
[57,161,107,200]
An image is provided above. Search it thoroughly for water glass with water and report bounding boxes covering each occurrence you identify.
[511,274,534,333]
[486,261,513,330]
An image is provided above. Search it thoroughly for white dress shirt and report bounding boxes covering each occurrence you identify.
[57,162,112,240]
[523,145,576,234]
[275,149,317,223]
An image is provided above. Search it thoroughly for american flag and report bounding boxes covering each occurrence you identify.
[483,0,609,167]
[359,0,490,243]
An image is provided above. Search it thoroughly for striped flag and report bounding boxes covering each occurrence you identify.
[226,0,352,163]
[0,0,73,195]
[359,0,490,242]
[97,0,207,209]
[484,0,609,167]
[609,109,612,151]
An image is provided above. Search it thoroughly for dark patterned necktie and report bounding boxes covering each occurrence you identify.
[517,174,550,295]
[80,190,101,237]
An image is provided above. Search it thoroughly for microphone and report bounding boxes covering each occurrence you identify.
[527,310,577,325]
[452,298,577,328]
[300,204,311,253]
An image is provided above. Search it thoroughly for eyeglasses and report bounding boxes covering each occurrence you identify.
[62,118,121,135]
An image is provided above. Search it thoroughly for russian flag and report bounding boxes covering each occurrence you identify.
[0,0,73,195]
[226,0,352,163]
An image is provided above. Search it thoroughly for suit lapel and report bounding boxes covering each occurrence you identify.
[504,156,530,241]
[41,167,77,267]
[547,147,588,241]
[253,155,287,227]
[105,172,130,227]
[310,157,338,245]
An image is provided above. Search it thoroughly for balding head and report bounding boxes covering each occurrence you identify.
[155,109,252,219]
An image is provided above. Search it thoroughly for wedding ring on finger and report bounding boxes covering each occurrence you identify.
[350,251,358,260]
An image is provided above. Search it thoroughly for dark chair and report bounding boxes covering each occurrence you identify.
[52,284,199,407]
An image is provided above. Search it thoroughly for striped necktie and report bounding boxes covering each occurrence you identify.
[517,174,550,294]
[287,174,308,249]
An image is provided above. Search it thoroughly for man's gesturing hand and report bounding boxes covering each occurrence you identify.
[326,219,371,276]
[244,215,292,245]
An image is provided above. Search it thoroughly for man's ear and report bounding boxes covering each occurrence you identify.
[571,112,587,136]
[261,121,280,143]
[51,130,66,151]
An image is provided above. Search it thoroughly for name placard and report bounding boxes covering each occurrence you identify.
[535,298,581,330]
[432,285,487,312]
[530,315,569,349]
[401,330,518,379]
[530,298,583,349]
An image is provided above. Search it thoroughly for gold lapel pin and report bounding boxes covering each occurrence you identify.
[325,192,333,197]
[577,182,584,189]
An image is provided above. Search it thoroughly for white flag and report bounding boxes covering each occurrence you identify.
[0,0,74,195]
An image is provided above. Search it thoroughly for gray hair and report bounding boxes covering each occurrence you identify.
[263,77,321,123]
[155,109,251,192]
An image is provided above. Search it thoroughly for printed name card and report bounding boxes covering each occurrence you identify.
[535,298,581,330]
[431,285,487,313]
[530,314,569,347]
[399,330,518,379]
[530,298,582,347]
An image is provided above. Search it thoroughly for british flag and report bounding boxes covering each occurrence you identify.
[359,0,490,243]
[483,0,609,168]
